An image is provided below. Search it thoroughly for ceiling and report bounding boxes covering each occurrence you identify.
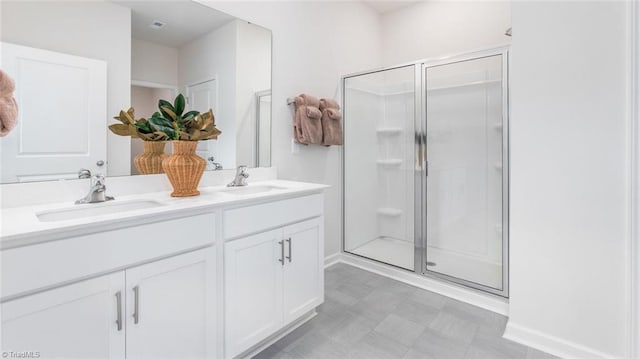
[113,1,236,48]
[363,1,421,14]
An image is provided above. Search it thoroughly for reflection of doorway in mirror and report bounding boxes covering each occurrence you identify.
[0,42,107,183]
[256,91,271,167]
[186,79,225,167]
[130,82,178,175]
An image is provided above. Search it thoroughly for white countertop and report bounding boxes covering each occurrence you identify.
[0,180,328,250]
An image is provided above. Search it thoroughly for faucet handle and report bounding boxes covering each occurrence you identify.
[78,168,91,179]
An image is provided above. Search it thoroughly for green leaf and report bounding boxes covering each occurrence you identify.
[182,110,199,119]
[135,121,153,133]
[158,100,176,120]
[174,94,185,117]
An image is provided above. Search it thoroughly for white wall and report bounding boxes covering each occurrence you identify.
[1,1,131,177]
[179,20,237,169]
[506,1,633,357]
[380,1,511,66]
[196,1,383,257]
[131,38,179,86]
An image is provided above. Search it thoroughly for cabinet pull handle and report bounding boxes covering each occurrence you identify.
[115,291,123,331]
[133,285,140,324]
[278,240,284,266]
[286,238,292,263]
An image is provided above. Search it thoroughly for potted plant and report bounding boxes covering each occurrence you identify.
[109,94,221,197]
[109,108,168,175]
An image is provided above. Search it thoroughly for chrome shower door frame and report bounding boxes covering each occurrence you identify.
[341,46,510,297]
[419,47,510,297]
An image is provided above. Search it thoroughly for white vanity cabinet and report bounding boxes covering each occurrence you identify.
[1,247,215,359]
[125,248,215,359]
[1,272,126,358]
[223,195,324,358]
[1,212,218,359]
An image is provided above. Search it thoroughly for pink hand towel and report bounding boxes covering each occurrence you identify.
[293,93,323,145]
[319,98,343,146]
[0,69,18,137]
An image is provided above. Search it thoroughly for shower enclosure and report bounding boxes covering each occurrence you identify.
[342,48,509,296]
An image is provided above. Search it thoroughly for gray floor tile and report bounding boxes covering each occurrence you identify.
[471,325,528,359]
[526,347,560,359]
[325,287,360,306]
[336,281,376,300]
[411,328,470,359]
[254,264,555,359]
[253,345,294,359]
[429,312,479,345]
[443,300,507,331]
[326,312,373,346]
[348,331,410,359]
[394,297,440,326]
[374,313,426,347]
[409,288,448,309]
[287,331,351,359]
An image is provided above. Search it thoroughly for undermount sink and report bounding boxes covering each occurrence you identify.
[36,199,165,222]
[220,185,287,196]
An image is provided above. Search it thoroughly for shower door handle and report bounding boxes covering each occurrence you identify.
[425,161,429,176]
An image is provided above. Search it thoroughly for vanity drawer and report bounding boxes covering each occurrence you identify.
[1,212,216,300]
[223,194,323,239]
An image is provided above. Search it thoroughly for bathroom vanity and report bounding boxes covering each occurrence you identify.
[0,175,327,359]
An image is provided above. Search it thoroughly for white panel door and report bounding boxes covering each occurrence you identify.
[1,272,125,359]
[186,80,218,161]
[0,42,107,183]
[282,218,324,324]
[125,248,215,359]
[224,229,283,358]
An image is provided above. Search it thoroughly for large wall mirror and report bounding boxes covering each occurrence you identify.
[0,0,272,184]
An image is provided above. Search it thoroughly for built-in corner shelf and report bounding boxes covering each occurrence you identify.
[376,127,403,136]
[377,208,403,217]
[377,159,403,167]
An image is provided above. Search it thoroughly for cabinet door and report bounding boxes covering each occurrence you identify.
[125,247,215,359]
[282,217,324,324]
[224,229,283,358]
[1,272,125,359]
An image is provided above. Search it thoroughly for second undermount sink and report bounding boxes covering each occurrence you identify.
[36,199,165,222]
[220,184,288,196]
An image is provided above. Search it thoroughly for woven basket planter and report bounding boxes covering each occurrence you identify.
[134,141,167,175]
[162,141,206,197]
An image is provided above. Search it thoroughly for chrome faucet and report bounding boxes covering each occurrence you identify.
[227,165,249,187]
[76,174,114,204]
[207,156,223,171]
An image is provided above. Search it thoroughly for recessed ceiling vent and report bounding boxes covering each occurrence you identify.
[149,20,166,29]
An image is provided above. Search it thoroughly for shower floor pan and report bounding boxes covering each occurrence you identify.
[349,236,502,289]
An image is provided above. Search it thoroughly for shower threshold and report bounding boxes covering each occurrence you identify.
[348,236,503,290]
[349,236,414,271]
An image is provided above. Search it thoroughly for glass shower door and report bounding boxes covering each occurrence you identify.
[424,54,507,293]
[343,65,417,271]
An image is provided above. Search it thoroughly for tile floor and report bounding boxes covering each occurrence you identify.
[253,263,556,359]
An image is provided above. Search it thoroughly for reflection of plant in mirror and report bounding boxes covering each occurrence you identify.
[109,94,222,141]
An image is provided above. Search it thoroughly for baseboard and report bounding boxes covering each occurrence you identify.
[239,310,317,359]
[326,252,509,315]
[504,322,612,359]
[324,252,342,268]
